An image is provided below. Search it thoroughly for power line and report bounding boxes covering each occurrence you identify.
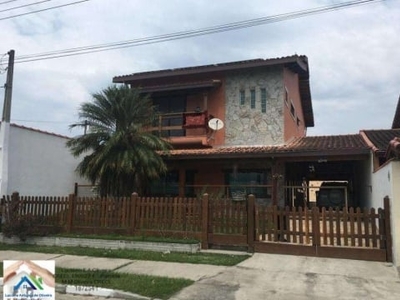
[0,0,89,21]
[0,0,51,14]
[0,0,19,6]
[14,0,384,64]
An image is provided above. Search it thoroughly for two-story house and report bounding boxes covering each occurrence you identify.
[113,55,370,207]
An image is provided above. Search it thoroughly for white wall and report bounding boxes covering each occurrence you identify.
[389,162,400,270]
[371,162,392,209]
[372,160,400,269]
[6,125,88,196]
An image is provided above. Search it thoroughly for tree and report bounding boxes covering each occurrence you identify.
[67,85,171,196]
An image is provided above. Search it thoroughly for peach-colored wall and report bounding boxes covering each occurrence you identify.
[283,68,306,141]
[184,83,226,145]
[206,80,225,146]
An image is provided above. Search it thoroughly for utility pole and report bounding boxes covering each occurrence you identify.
[0,49,15,199]
[2,49,15,122]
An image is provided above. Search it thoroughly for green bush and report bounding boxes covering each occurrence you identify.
[2,195,62,241]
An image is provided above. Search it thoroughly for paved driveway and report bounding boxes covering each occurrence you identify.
[171,253,400,300]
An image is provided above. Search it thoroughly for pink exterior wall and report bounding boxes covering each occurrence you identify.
[283,68,306,141]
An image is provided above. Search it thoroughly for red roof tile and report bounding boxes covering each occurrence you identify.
[361,129,400,153]
[10,123,70,139]
[162,134,370,159]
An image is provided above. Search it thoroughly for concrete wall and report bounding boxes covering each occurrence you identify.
[224,67,285,146]
[371,160,400,269]
[371,162,392,208]
[6,124,88,196]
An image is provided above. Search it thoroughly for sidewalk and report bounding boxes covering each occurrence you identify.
[0,250,232,281]
[0,250,235,299]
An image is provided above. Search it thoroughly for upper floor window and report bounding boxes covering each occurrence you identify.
[240,90,245,105]
[260,88,267,113]
[290,102,296,118]
[250,89,256,109]
[153,96,186,137]
[284,87,289,106]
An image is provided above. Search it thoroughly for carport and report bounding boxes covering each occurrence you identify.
[277,134,371,209]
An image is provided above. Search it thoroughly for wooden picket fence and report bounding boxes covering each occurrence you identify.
[252,197,392,262]
[1,192,203,239]
[0,192,393,262]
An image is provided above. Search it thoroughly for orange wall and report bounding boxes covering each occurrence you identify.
[206,79,226,146]
[184,82,226,145]
[283,67,306,141]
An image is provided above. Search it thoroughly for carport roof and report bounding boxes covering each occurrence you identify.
[161,134,370,160]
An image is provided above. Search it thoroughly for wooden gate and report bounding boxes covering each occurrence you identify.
[204,197,248,248]
[252,196,393,262]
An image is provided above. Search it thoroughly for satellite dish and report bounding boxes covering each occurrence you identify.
[208,118,224,131]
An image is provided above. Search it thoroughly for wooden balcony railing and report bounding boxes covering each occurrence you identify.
[150,111,209,136]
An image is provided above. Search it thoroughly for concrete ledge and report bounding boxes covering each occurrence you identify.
[0,233,200,253]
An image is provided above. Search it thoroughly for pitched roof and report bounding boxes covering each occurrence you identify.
[361,129,400,154]
[113,55,314,128]
[392,95,400,129]
[162,134,370,160]
[113,55,308,81]
[9,123,70,139]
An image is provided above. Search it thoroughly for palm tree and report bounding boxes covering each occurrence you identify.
[67,85,171,197]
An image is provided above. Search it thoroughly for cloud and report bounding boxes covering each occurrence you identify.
[0,0,399,138]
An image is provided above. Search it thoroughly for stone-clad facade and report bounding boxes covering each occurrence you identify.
[224,67,284,146]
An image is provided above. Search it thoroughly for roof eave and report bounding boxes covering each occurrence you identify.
[113,55,308,83]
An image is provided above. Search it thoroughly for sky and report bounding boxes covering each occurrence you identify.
[0,0,399,138]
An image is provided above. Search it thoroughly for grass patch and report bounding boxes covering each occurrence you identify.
[0,243,249,266]
[54,233,199,244]
[0,263,192,299]
[56,268,193,299]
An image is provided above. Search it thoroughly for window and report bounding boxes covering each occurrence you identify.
[250,89,256,109]
[153,96,186,137]
[260,88,267,113]
[149,170,179,197]
[149,170,195,197]
[225,169,271,199]
[284,87,289,106]
[290,102,296,118]
[240,90,245,105]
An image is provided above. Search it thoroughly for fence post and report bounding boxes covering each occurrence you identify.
[312,207,320,253]
[66,194,75,233]
[6,192,19,223]
[384,196,393,262]
[74,183,78,196]
[247,194,255,252]
[201,193,209,249]
[130,193,138,235]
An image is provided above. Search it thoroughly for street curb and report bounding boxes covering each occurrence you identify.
[1,277,157,300]
[56,283,155,299]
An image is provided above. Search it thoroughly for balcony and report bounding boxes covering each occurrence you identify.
[151,111,211,148]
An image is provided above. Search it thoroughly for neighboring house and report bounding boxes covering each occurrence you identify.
[358,95,400,271]
[0,123,88,197]
[113,55,371,207]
